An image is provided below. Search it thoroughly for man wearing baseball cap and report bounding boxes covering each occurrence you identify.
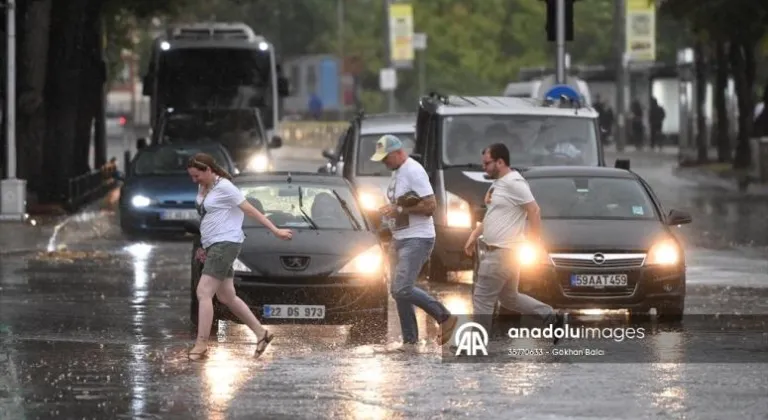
[371,134,458,352]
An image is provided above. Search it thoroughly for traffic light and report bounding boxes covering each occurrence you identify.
[545,0,576,42]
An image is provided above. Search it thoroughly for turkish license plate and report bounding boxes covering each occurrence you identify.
[160,209,197,220]
[263,305,326,319]
[570,274,628,287]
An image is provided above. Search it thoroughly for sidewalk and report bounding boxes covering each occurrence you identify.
[0,186,121,256]
[0,219,57,256]
[605,144,768,195]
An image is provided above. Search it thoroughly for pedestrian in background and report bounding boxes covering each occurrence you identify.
[186,153,293,360]
[370,134,458,352]
[464,143,565,342]
[650,97,666,150]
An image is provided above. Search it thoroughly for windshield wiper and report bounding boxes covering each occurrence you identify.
[297,186,318,229]
[332,189,362,231]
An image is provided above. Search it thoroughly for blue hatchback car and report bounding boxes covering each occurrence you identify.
[119,141,237,236]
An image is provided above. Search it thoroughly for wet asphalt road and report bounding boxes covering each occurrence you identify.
[2,150,768,419]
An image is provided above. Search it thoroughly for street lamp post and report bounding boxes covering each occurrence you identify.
[1,0,26,221]
[555,0,566,84]
[337,0,345,120]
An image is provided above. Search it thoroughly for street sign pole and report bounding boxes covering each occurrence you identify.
[384,0,395,112]
[555,0,566,84]
[413,33,427,96]
[380,68,397,112]
[614,0,627,152]
[1,0,27,221]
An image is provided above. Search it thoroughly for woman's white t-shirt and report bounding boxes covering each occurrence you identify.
[197,178,247,249]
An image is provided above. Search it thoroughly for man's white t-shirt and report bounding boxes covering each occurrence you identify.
[482,171,535,248]
[384,157,436,240]
[197,178,247,249]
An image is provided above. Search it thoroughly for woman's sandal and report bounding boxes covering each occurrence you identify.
[188,346,208,361]
[254,330,274,358]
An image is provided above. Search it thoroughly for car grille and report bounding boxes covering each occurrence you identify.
[549,253,646,269]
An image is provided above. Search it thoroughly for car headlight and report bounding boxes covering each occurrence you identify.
[131,195,152,208]
[247,154,270,172]
[646,241,680,265]
[358,189,386,211]
[446,191,472,228]
[515,241,551,267]
[232,258,251,273]
[338,244,383,276]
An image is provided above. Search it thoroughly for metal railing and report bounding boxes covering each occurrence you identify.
[65,162,118,211]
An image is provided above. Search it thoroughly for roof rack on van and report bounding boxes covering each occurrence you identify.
[166,22,259,42]
[426,92,450,105]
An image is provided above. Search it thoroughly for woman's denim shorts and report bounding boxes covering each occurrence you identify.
[202,241,242,280]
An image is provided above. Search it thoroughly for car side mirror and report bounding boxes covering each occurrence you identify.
[410,153,423,165]
[269,135,283,149]
[322,149,337,160]
[136,138,147,150]
[474,206,487,222]
[615,159,630,170]
[667,209,692,226]
[278,76,290,96]
[183,220,201,235]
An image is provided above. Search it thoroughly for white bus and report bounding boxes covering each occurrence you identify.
[143,22,289,139]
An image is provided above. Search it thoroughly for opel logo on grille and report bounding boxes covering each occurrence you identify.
[592,253,606,264]
[281,256,310,270]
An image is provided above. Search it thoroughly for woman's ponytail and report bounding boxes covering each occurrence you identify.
[211,163,233,180]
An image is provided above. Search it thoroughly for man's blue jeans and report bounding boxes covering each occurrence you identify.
[389,237,451,344]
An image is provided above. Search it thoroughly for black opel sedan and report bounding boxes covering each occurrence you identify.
[473,167,692,322]
[186,172,389,342]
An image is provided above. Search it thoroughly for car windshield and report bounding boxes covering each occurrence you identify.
[441,115,599,167]
[162,110,264,147]
[356,133,415,176]
[239,182,366,230]
[527,177,658,220]
[133,145,229,176]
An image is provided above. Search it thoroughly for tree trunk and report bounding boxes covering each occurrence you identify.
[17,0,52,194]
[714,41,730,162]
[730,41,755,169]
[693,42,708,163]
[42,0,89,204]
[73,0,106,175]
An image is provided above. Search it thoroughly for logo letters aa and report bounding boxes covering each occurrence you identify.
[454,322,489,356]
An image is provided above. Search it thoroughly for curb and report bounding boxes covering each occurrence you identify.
[0,247,45,257]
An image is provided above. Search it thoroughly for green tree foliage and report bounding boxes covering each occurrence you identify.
[660,0,768,167]
[118,0,691,113]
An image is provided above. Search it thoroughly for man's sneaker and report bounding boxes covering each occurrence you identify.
[552,312,568,345]
[388,342,419,353]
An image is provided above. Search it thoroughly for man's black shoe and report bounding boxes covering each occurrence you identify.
[553,312,567,345]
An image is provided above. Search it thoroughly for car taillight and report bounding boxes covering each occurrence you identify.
[119,116,127,126]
